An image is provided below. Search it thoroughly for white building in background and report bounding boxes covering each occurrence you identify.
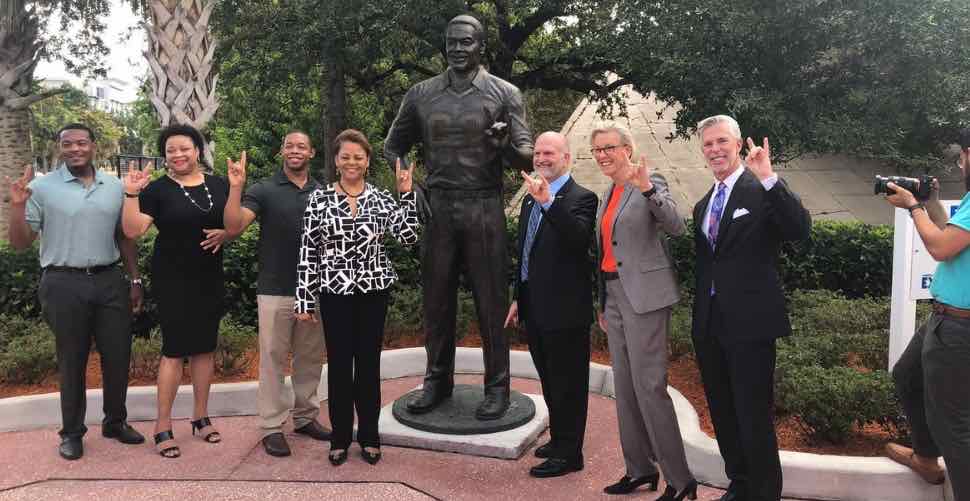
[40,73,139,114]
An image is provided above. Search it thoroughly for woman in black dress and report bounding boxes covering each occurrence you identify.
[122,124,236,458]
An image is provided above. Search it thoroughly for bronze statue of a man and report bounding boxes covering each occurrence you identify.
[384,14,533,420]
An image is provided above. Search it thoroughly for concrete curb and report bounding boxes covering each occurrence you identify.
[0,347,951,500]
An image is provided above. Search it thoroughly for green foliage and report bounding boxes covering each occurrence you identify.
[672,220,894,298]
[616,0,970,171]
[129,328,162,380]
[771,290,904,444]
[668,299,693,359]
[215,318,257,376]
[778,366,901,444]
[29,86,124,166]
[0,314,56,384]
[0,241,43,318]
[779,222,894,298]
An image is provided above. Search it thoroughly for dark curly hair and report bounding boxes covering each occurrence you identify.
[158,124,208,167]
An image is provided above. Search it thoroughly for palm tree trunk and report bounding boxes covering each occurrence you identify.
[144,0,219,165]
[0,1,48,240]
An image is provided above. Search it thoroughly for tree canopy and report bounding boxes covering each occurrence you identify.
[615,0,970,171]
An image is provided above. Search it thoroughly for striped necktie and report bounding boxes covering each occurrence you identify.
[708,182,727,249]
[521,201,542,281]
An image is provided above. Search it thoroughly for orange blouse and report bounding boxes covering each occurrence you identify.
[600,185,624,272]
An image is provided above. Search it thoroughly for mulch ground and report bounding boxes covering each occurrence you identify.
[0,333,892,457]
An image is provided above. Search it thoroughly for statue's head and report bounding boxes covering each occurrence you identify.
[445,14,485,74]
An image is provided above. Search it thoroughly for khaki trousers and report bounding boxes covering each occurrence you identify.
[257,295,325,436]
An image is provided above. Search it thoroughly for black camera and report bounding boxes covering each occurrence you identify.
[874,174,936,201]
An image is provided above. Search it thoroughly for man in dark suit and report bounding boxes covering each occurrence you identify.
[505,131,598,478]
[690,115,811,501]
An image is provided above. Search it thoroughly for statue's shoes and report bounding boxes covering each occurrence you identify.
[406,388,451,414]
[475,392,510,420]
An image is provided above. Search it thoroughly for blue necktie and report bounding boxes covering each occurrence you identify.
[708,182,726,295]
[708,182,727,249]
[521,201,542,281]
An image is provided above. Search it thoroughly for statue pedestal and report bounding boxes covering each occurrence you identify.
[378,384,547,459]
[391,384,536,434]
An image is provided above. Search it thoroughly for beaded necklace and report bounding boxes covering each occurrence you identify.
[169,173,213,213]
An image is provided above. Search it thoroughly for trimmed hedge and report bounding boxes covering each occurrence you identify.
[0,219,897,331]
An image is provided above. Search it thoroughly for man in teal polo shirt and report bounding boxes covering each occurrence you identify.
[6,123,144,460]
[884,129,970,500]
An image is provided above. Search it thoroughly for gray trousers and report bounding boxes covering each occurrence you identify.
[604,279,694,491]
[257,295,325,437]
[39,268,132,439]
[893,312,970,501]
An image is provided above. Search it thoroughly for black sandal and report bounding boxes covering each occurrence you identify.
[329,448,348,466]
[190,417,221,443]
[154,430,180,458]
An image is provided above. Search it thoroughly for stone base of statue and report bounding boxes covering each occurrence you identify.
[378,384,546,459]
[392,384,535,434]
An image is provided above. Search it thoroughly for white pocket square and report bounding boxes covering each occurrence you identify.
[732,208,750,219]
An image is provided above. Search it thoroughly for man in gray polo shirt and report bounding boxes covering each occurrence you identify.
[224,130,330,457]
[6,123,145,460]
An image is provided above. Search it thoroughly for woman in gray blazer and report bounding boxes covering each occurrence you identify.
[591,123,697,500]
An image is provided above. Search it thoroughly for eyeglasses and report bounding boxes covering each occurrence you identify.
[590,144,622,155]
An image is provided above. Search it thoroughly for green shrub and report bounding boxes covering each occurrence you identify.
[0,242,43,318]
[215,318,257,376]
[129,329,162,380]
[777,365,901,444]
[0,319,56,384]
[669,301,693,359]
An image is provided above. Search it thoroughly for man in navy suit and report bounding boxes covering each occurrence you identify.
[690,115,811,501]
[506,131,597,478]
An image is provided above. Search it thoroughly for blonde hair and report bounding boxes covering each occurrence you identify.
[590,122,637,159]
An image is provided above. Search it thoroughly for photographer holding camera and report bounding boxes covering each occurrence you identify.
[883,130,970,498]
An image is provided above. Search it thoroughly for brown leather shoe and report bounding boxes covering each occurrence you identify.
[885,443,945,484]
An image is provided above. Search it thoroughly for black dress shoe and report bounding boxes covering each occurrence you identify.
[603,473,660,494]
[719,490,742,501]
[529,458,583,478]
[475,392,510,420]
[329,448,348,466]
[406,388,451,414]
[534,441,555,458]
[718,482,746,501]
[361,447,382,465]
[262,432,291,457]
[58,437,83,460]
[656,480,698,501]
[102,422,145,444]
[294,421,331,441]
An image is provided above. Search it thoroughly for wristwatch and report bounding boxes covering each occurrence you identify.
[641,186,657,199]
[907,203,926,216]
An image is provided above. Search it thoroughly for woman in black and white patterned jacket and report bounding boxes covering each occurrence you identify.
[295,129,419,467]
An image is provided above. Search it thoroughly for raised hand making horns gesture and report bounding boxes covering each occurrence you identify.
[745,137,774,181]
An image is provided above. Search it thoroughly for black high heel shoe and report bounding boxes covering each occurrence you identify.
[329,448,348,466]
[656,480,698,501]
[190,417,221,443]
[361,447,382,465]
[603,472,660,494]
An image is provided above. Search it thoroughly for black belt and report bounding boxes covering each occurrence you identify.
[602,271,620,281]
[44,260,120,275]
[933,302,970,320]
